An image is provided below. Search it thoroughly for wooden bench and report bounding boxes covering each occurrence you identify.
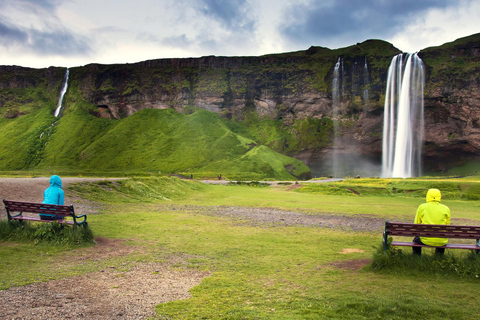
[3,199,87,228]
[383,221,480,253]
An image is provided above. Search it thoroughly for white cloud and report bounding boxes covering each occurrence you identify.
[388,0,480,52]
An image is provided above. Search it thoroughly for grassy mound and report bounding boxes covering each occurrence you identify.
[67,176,205,203]
[1,105,310,179]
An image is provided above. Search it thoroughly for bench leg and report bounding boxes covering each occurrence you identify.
[383,231,389,252]
[412,246,422,256]
[412,236,422,256]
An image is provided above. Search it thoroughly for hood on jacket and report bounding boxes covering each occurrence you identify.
[426,188,441,202]
[49,175,63,189]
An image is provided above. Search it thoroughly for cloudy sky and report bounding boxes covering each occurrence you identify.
[0,0,478,68]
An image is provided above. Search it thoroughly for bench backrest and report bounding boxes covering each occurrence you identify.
[3,199,74,217]
[385,221,480,240]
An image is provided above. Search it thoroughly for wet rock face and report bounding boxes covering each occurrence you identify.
[422,83,480,171]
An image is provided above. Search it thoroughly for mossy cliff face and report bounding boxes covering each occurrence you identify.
[1,34,479,175]
[419,33,480,172]
[73,40,398,122]
[0,66,65,118]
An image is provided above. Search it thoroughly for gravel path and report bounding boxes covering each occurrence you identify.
[0,177,379,319]
[159,204,385,232]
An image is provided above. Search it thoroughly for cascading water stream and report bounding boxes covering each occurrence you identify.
[362,57,369,105]
[54,68,69,117]
[382,53,425,178]
[332,57,343,177]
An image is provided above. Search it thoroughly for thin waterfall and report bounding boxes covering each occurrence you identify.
[332,57,342,177]
[362,57,369,105]
[382,53,425,178]
[54,68,69,117]
[332,57,342,106]
[351,61,358,95]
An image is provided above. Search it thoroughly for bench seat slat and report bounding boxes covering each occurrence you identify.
[7,210,72,217]
[3,201,72,215]
[391,241,479,250]
[388,231,480,239]
[9,215,74,225]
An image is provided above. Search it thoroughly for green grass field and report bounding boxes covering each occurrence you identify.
[1,176,480,319]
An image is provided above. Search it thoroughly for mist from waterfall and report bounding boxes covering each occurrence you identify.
[54,68,69,117]
[382,53,425,178]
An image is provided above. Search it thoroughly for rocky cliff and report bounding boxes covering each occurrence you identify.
[1,33,479,176]
[419,35,480,172]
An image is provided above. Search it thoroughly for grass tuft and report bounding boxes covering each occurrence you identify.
[369,243,480,279]
[0,220,94,247]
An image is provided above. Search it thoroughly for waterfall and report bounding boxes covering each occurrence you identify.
[351,60,359,96]
[54,68,69,117]
[382,53,425,178]
[332,58,342,106]
[362,57,369,105]
[332,57,343,177]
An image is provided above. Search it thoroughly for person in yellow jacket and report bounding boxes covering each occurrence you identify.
[413,188,451,255]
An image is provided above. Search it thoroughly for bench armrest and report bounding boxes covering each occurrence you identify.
[72,214,87,226]
[9,211,23,218]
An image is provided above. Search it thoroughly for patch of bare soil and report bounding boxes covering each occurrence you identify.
[160,204,386,232]
[66,237,138,263]
[0,260,209,319]
[329,259,371,271]
[0,234,209,319]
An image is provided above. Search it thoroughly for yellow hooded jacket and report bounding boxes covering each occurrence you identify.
[414,188,451,246]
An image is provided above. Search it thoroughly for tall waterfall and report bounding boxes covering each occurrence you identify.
[54,68,69,117]
[382,53,425,178]
[332,57,343,177]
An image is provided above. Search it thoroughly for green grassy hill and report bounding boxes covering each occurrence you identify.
[0,102,310,180]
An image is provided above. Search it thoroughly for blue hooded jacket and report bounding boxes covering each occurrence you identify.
[42,175,64,205]
[40,175,65,219]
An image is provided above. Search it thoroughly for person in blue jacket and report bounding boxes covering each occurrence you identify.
[40,175,65,220]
